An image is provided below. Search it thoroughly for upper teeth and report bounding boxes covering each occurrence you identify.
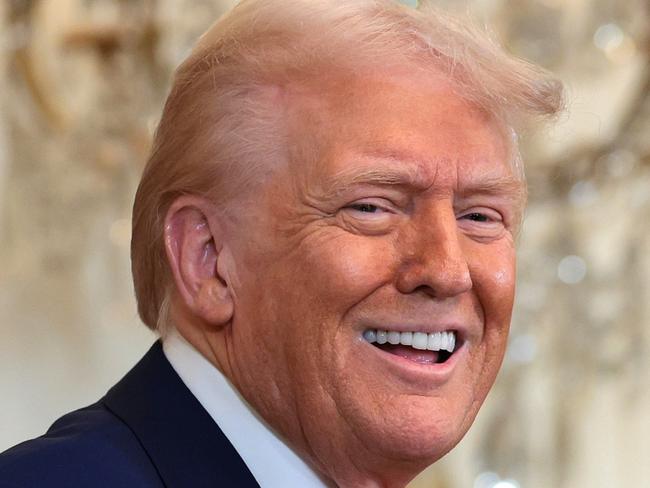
[363,329,456,353]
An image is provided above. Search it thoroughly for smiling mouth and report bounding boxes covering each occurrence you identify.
[363,329,459,365]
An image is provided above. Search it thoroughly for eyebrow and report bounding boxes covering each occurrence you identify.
[456,175,527,202]
[315,153,526,203]
[314,150,437,199]
[323,166,430,192]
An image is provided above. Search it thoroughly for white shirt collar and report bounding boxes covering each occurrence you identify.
[162,328,328,488]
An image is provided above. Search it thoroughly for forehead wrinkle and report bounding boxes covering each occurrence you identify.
[313,157,436,202]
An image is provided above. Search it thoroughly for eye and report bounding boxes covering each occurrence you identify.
[340,199,397,234]
[348,203,382,213]
[457,207,507,240]
[462,212,491,223]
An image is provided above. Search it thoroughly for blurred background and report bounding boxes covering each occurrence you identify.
[0,0,648,487]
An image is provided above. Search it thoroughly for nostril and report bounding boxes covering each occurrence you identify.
[394,259,472,299]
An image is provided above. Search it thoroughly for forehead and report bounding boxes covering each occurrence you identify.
[286,70,516,190]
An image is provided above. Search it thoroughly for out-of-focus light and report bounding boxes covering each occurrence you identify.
[558,255,587,284]
[568,181,599,207]
[593,23,637,62]
[594,23,624,51]
[508,334,538,364]
[474,473,521,488]
[398,0,418,6]
[493,481,521,488]
[605,37,637,62]
[474,472,500,488]
[109,218,131,247]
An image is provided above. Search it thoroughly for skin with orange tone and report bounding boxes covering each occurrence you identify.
[164,70,525,487]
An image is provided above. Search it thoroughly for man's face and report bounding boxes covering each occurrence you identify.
[220,71,523,476]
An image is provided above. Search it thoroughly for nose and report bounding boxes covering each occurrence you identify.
[395,204,472,298]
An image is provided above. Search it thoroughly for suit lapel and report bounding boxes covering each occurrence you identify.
[103,342,260,488]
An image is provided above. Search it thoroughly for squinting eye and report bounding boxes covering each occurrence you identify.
[462,212,490,222]
[349,203,380,213]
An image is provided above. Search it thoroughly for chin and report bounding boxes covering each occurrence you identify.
[348,393,477,466]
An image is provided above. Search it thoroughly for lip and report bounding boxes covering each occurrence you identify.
[362,335,468,387]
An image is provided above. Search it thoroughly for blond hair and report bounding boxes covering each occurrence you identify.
[131,0,563,334]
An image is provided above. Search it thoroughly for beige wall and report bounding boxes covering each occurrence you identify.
[1,1,648,487]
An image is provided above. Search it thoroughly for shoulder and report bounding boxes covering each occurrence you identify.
[0,401,162,488]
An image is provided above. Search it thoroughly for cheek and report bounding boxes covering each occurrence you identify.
[468,241,516,376]
[297,233,396,305]
[471,242,516,320]
[241,233,395,359]
[468,247,515,409]
[276,234,396,383]
[485,263,516,321]
[460,246,516,415]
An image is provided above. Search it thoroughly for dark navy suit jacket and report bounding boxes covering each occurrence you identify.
[0,342,260,487]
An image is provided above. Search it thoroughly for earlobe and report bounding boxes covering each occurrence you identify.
[196,278,234,326]
[164,196,234,329]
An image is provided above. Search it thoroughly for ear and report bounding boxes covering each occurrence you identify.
[164,195,234,329]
